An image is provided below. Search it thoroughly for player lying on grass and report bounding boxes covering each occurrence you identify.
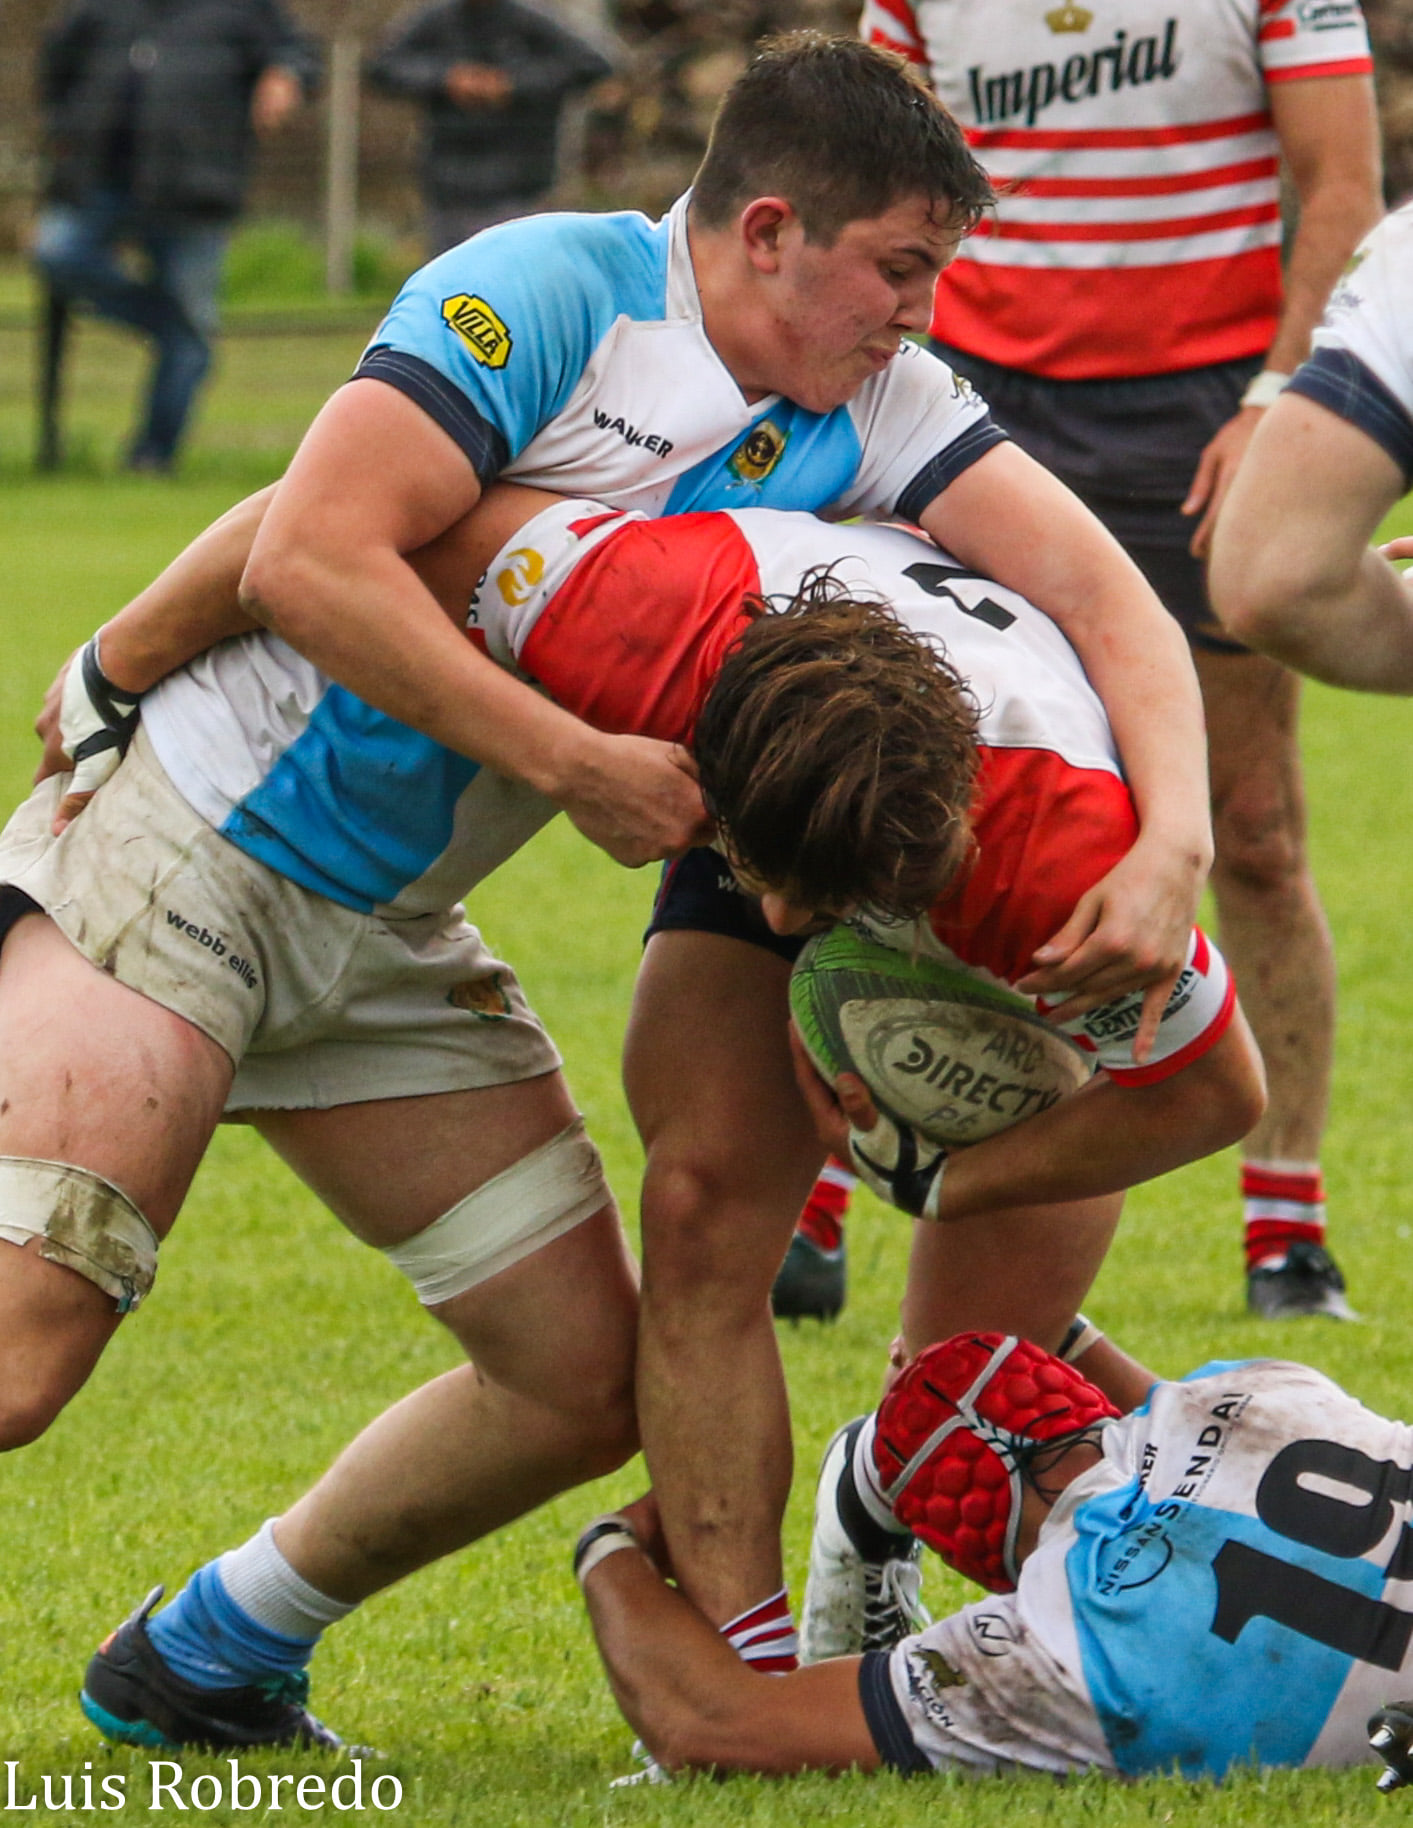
[579,1330,1413,1785]
[22,487,1261,1748]
[1210,198,1413,687]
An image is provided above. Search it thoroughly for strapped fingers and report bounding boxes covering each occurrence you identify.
[847,1108,948,1221]
[58,636,142,800]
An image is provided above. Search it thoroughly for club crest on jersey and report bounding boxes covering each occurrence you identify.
[728,419,787,485]
[441,294,512,368]
[1045,3,1093,30]
[496,546,544,606]
[447,973,512,1020]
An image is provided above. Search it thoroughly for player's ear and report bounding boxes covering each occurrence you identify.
[738,198,795,272]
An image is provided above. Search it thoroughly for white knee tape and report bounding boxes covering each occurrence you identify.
[384,1118,610,1306]
[0,1156,158,1313]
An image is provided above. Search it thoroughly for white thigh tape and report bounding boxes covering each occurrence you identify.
[0,1156,158,1312]
[384,1118,610,1306]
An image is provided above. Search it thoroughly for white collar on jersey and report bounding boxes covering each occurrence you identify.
[665,191,700,323]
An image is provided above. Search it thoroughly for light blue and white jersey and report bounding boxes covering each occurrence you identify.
[141,203,1004,918]
[141,632,557,919]
[1290,200,1413,483]
[355,197,1004,520]
[867,1361,1413,1779]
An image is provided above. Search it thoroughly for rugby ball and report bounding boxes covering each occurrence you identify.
[789,926,1091,1148]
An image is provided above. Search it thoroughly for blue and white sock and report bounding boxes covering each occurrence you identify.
[148,1521,355,1690]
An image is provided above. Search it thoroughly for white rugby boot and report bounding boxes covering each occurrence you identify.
[800,1417,929,1664]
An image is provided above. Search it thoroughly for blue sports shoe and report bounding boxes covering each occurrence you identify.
[81,1587,341,1751]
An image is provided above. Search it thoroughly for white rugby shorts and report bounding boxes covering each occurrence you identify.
[0,729,560,1111]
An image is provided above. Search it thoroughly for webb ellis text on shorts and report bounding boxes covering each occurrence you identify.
[3,1760,404,1812]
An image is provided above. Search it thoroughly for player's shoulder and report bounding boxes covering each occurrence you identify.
[445,208,664,302]
[852,338,974,420]
[392,209,671,341]
[1256,0,1372,79]
[1136,1358,1372,1443]
[1178,1356,1359,1404]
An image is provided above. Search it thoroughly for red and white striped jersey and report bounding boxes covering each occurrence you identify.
[860,0,1373,379]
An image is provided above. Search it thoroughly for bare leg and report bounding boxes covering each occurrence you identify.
[0,914,232,1446]
[626,932,824,1626]
[1197,649,1335,1166]
[901,1190,1152,1410]
[253,1072,640,1599]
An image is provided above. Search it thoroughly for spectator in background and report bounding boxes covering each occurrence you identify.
[367,0,613,256]
[33,0,319,475]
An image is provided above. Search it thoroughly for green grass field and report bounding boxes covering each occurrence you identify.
[2,320,1413,1824]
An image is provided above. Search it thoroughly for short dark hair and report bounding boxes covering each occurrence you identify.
[692,574,979,921]
[691,33,993,244]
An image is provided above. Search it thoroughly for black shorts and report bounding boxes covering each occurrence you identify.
[933,342,1262,656]
[644,847,805,965]
[0,885,41,955]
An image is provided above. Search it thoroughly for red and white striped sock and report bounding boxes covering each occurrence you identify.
[720,1588,799,1673]
[796,1156,855,1254]
[1242,1159,1326,1272]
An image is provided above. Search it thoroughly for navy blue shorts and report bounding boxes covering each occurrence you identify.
[933,342,1261,656]
[645,847,805,964]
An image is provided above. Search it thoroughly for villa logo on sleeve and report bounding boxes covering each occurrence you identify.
[441,294,513,368]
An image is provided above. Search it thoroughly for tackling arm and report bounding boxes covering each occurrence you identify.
[34,489,274,826]
[794,1007,1266,1224]
[919,445,1213,1060]
[579,1509,878,1776]
[932,1010,1265,1219]
[82,487,273,696]
[239,382,710,866]
[1209,393,1413,688]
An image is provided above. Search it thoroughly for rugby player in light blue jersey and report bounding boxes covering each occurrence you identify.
[579,1333,1413,1788]
[13,33,1218,1692]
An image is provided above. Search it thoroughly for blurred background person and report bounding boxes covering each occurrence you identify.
[32,0,319,474]
[367,0,613,256]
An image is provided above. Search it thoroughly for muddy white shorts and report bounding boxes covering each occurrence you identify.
[0,729,560,1111]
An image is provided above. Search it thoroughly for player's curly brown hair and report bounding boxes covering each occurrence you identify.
[692,572,980,920]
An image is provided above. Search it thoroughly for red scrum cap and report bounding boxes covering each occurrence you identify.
[872,1333,1119,1593]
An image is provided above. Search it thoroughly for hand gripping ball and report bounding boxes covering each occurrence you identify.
[873,1333,1119,1593]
